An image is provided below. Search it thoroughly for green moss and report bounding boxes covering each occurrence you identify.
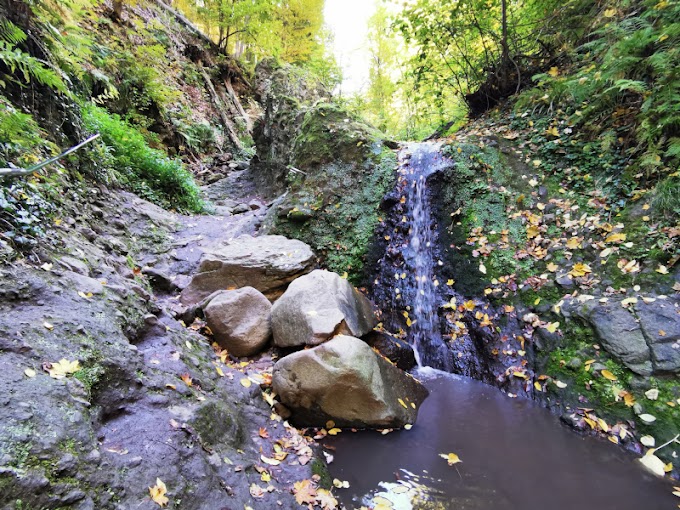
[272,140,396,285]
[191,401,243,450]
[310,458,333,489]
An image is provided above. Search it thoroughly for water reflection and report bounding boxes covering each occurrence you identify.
[327,369,676,510]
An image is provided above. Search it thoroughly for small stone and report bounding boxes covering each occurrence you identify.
[567,357,583,370]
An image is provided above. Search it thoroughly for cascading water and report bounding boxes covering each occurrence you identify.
[373,142,453,370]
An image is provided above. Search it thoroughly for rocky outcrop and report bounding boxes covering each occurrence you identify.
[636,298,680,373]
[204,287,272,357]
[271,270,377,348]
[272,335,429,428]
[561,295,680,375]
[180,235,315,305]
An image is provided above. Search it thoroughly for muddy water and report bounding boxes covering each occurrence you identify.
[327,368,676,510]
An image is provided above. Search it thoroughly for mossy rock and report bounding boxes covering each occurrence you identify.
[191,401,244,450]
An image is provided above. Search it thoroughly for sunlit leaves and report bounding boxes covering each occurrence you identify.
[439,452,462,465]
[44,359,80,379]
[149,478,169,507]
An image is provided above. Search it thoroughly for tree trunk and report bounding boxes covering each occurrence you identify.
[199,66,243,151]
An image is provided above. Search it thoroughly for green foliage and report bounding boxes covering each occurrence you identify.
[0,19,67,93]
[82,104,204,212]
[520,0,680,176]
[0,96,56,166]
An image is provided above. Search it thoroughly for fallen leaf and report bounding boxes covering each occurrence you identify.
[293,479,318,505]
[439,452,462,465]
[656,265,669,275]
[547,262,558,272]
[638,453,666,477]
[548,67,559,77]
[327,428,342,436]
[260,455,280,466]
[240,378,252,388]
[24,368,36,378]
[645,388,659,400]
[316,488,339,510]
[332,479,350,489]
[641,436,656,447]
[639,413,657,424]
[569,263,592,278]
[606,233,627,244]
[601,370,618,381]
[479,262,487,275]
[149,478,169,507]
[180,373,193,387]
[554,380,568,389]
[258,427,269,439]
[45,359,80,379]
[43,322,54,331]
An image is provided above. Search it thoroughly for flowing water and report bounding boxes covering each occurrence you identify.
[329,142,676,509]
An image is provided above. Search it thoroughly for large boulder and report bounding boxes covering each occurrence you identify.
[180,235,315,305]
[204,287,272,357]
[562,298,652,375]
[271,270,377,348]
[272,335,429,428]
[636,297,680,373]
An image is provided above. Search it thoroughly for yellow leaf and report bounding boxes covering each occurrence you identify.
[24,368,36,378]
[623,392,636,407]
[260,455,281,466]
[566,237,581,249]
[447,279,455,286]
[546,126,559,137]
[605,233,627,244]
[601,370,618,381]
[326,420,336,429]
[513,371,528,379]
[656,265,669,275]
[569,263,592,277]
[608,436,619,444]
[600,248,613,258]
[584,417,597,429]
[604,8,617,17]
[240,378,252,388]
[547,262,558,272]
[534,381,543,392]
[527,225,540,239]
[261,471,271,482]
[46,359,80,379]
[398,398,408,409]
[293,479,318,505]
[544,322,560,333]
[149,478,169,507]
[327,428,342,435]
[439,452,462,465]
[215,366,224,377]
[665,463,674,473]
[597,418,609,432]
[548,67,560,77]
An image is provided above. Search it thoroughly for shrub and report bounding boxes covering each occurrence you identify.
[82,103,204,212]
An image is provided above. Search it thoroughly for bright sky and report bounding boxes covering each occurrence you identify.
[324,0,380,95]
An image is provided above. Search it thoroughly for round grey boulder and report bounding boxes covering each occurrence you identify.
[204,287,272,357]
[271,269,377,348]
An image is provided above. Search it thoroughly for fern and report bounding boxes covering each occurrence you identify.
[0,41,67,93]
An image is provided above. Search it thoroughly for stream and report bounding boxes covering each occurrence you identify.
[327,143,677,509]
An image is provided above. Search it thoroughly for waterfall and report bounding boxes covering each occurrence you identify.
[374,143,452,370]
